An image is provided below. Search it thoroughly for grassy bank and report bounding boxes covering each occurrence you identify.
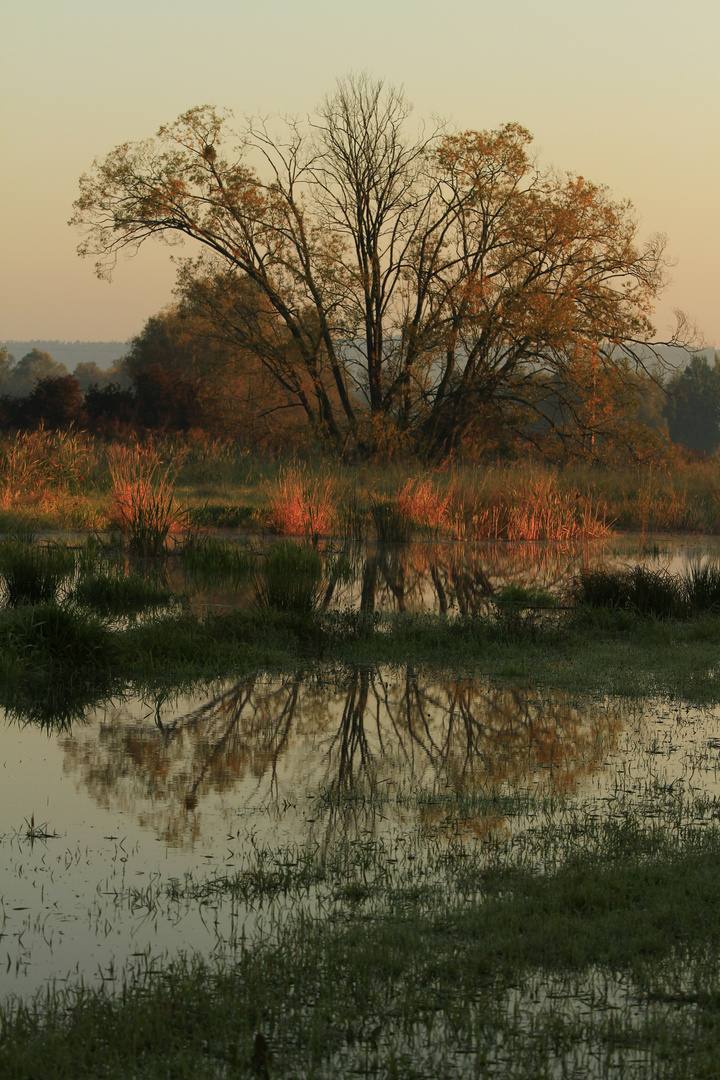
[2,431,720,538]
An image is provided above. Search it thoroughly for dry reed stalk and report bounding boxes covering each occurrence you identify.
[106,443,187,554]
[0,429,97,510]
[395,478,451,530]
[268,469,335,537]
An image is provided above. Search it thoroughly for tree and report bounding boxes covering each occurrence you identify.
[73,361,128,394]
[9,349,67,398]
[25,374,84,430]
[71,75,687,458]
[83,382,137,435]
[0,347,14,389]
[663,353,720,453]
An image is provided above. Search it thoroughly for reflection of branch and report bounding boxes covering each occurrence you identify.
[63,665,620,846]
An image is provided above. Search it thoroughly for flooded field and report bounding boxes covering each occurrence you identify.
[3,534,720,1077]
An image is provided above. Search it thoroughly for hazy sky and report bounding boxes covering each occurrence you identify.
[1,0,718,346]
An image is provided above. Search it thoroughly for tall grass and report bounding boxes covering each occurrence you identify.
[106,444,189,555]
[571,562,720,619]
[0,428,98,520]
[395,477,450,533]
[0,537,76,607]
[267,468,335,539]
[369,497,412,543]
[450,468,611,541]
[254,541,323,615]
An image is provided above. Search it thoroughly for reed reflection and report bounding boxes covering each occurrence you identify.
[60,668,621,846]
[178,538,612,618]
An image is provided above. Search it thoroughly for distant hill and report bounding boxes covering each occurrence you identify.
[1,341,128,370]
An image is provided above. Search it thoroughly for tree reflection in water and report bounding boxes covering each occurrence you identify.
[60,668,621,847]
[179,538,612,620]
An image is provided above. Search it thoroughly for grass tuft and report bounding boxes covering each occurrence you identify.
[267,468,334,539]
[254,541,323,615]
[106,443,188,555]
[0,537,76,607]
[370,497,412,543]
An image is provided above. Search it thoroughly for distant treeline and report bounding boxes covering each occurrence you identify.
[1,327,719,460]
[0,341,127,371]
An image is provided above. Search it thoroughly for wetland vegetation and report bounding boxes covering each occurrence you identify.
[3,445,720,1076]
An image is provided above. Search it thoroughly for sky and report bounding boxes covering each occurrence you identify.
[1,0,718,347]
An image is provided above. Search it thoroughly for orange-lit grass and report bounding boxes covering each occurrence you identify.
[106,443,189,555]
[450,469,611,542]
[395,477,451,531]
[0,428,97,512]
[267,468,335,538]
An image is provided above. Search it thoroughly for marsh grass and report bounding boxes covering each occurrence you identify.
[267,467,335,539]
[0,601,112,666]
[337,484,365,541]
[6,799,720,1078]
[0,428,97,511]
[71,569,173,616]
[395,477,450,534]
[682,559,720,613]
[0,601,116,726]
[107,444,189,555]
[4,438,720,537]
[181,535,256,588]
[369,497,412,543]
[254,541,324,615]
[0,537,76,607]
[570,564,720,620]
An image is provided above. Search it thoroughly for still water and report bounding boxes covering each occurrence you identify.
[2,536,720,1003]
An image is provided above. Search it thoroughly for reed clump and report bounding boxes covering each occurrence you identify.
[0,536,76,607]
[182,536,256,588]
[71,569,173,616]
[395,477,451,533]
[267,468,335,539]
[570,562,720,619]
[254,541,323,615]
[369,497,412,543]
[452,468,611,541]
[0,428,98,521]
[106,443,189,556]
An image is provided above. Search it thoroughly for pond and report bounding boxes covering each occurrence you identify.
[4,531,720,1080]
[3,658,720,1004]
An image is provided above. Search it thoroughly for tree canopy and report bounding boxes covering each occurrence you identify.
[663,353,720,454]
[71,75,687,458]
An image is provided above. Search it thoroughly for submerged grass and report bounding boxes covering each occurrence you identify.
[6,806,720,1077]
[7,532,720,1073]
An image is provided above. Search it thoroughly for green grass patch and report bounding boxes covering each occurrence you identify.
[5,816,720,1077]
[71,569,174,615]
[0,537,76,607]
